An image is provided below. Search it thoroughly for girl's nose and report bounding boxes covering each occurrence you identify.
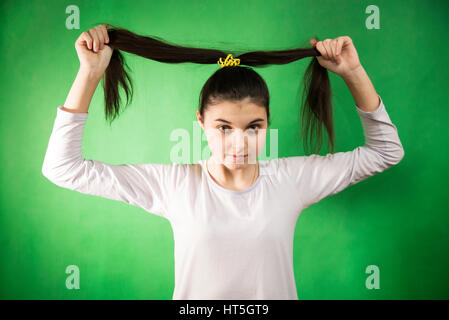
[231,129,248,151]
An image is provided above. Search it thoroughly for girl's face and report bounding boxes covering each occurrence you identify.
[197,98,269,169]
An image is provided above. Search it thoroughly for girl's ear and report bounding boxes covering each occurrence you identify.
[196,110,204,130]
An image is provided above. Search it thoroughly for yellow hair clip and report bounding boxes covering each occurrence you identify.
[217,53,240,68]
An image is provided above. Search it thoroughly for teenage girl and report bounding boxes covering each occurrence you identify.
[42,25,404,300]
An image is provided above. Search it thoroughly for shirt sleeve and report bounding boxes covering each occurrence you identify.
[277,94,405,209]
[41,106,180,220]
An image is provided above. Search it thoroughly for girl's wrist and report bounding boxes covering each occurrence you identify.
[79,65,104,81]
[341,64,365,84]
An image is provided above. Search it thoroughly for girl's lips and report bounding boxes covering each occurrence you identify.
[229,154,248,160]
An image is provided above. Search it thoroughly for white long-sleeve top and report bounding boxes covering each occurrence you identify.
[42,94,404,300]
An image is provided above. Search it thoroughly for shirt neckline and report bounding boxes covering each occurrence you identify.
[199,159,263,195]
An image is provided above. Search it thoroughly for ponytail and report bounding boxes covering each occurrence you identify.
[94,22,334,154]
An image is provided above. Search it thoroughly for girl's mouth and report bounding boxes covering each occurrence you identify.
[229,154,248,159]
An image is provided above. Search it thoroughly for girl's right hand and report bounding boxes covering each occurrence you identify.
[75,24,113,76]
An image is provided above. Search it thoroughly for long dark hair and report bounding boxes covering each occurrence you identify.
[94,22,333,154]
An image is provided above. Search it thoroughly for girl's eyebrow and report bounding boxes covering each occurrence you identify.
[214,118,264,125]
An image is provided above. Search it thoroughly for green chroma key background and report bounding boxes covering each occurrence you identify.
[0,0,448,299]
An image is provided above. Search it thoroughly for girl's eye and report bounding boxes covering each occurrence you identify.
[218,125,261,134]
[246,125,260,134]
[218,125,232,133]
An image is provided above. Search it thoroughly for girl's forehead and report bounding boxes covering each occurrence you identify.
[206,101,266,117]
[209,98,261,109]
[205,111,266,126]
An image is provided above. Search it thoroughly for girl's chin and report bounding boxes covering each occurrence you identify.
[211,155,257,165]
[224,157,257,166]
[225,162,247,168]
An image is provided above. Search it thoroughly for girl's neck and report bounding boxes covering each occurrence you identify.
[206,158,259,191]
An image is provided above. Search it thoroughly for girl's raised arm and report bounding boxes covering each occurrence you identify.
[42,25,181,220]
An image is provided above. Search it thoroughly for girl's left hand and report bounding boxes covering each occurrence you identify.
[310,36,362,78]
